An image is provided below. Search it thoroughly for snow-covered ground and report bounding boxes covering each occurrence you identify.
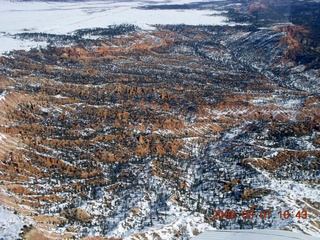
[0,33,48,55]
[0,205,24,240]
[0,0,229,54]
[254,166,320,237]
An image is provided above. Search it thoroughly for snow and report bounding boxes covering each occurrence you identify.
[0,0,230,55]
[0,0,224,33]
[0,91,8,102]
[0,133,5,142]
[0,33,48,55]
[39,106,49,113]
[252,165,320,238]
[250,96,302,109]
[121,202,214,240]
[0,205,24,240]
[53,94,68,99]
[263,149,278,158]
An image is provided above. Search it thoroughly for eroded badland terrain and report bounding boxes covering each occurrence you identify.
[0,0,319,239]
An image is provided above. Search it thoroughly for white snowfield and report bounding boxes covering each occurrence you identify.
[193,230,320,240]
[0,0,230,54]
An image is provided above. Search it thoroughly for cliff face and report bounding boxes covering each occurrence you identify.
[0,3,320,239]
